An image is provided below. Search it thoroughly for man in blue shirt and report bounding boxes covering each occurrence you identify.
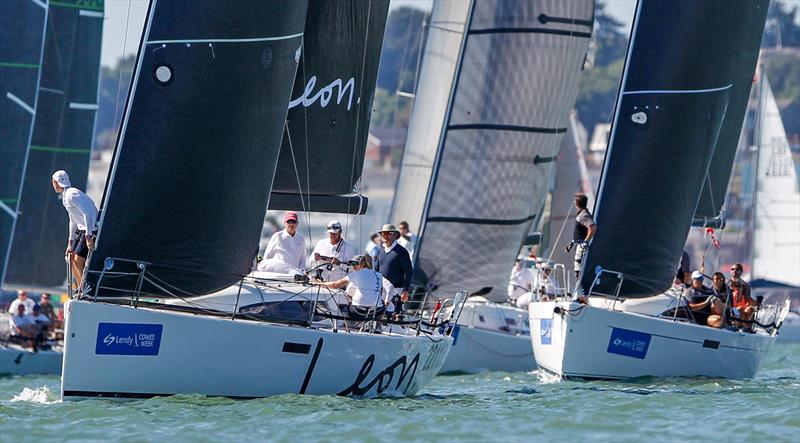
[374,224,412,302]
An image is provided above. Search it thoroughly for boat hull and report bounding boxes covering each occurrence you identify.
[529,301,776,379]
[61,301,452,398]
[439,325,534,374]
[0,347,62,376]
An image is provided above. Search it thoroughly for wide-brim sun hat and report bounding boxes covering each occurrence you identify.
[379,224,399,234]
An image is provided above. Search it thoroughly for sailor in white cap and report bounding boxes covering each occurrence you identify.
[310,220,355,281]
[51,170,98,288]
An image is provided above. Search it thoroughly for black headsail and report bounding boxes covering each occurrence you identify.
[5,0,104,287]
[391,0,594,301]
[268,0,390,215]
[693,3,768,228]
[84,0,309,298]
[0,0,47,287]
[579,0,770,298]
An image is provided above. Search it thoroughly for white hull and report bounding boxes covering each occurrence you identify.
[0,346,62,376]
[530,301,777,379]
[440,325,534,373]
[62,300,452,398]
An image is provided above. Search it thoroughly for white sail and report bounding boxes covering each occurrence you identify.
[752,75,800,287]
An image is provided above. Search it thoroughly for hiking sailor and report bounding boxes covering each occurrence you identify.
[310,220,355,281]
[52,170,97,288]
[257,211,307,275]
[568,192,596,278]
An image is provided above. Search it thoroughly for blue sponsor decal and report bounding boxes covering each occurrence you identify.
[607,327,650,359]
[451,324,461,346]
[95,323,163,356]
[540,319,552,345]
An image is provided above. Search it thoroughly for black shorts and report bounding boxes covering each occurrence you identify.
[70,230,96,259]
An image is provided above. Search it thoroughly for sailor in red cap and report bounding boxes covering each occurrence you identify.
[257,211,307,274]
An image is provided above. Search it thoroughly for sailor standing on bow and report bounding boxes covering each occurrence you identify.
[568,192,596,279]
[52,170,98,288]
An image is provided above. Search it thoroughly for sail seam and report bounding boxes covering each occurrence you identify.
[623,84,733,96]
[427,214,538,226]
[147,33,304,45]
[469,28,591,38]
[0,201,16,219]
[69,102,99,110]
[30,145,90,154]
[448,123,566,134]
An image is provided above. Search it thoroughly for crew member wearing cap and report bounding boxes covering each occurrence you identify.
[685,271,722,327]
[508,256,533,301]
[314,255,392,320]
[374,224,412,302]
[310,220,355,281]
[52,170,98,288]
[257,212,307,274]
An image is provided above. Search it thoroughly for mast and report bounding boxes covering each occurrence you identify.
[5,0,104,287]
[0,0,48,288]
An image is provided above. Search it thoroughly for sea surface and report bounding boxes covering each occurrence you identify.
[2,343,799,443]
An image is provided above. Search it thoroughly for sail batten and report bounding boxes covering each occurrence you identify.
[579,0,769,298]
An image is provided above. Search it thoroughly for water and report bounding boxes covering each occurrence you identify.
[2,344,799,442]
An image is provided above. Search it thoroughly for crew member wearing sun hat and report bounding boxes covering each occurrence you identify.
[51,170,98,288]
[374,224,412,302]
[257,211,307,274]
[310,220,355,281]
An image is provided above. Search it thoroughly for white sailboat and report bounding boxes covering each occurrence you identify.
[390,0,595,374]
[60,0,456,399]
[529,0,789,380]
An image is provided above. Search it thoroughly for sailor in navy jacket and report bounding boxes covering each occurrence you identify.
[374,224,413,302]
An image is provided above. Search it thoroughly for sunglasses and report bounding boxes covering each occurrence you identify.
[286,220,298,224]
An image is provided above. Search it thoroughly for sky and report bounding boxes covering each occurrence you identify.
[99,0,638,68]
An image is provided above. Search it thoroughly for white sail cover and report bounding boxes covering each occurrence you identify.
[752,75,800,287]
[392,0,594,301]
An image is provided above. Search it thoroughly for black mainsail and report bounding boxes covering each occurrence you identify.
[268,0,390,215]
[391,0,594,301]
[0,0,48,287]
[84,0,309,298]
[5,0,104,287]
[579,0,769,298]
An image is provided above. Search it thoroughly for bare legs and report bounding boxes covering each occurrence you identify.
[70,254,86,288]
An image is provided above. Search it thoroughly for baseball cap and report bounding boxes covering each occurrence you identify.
[691,271,704,281]
[284,211,298,223]
[348,254,365,266]
[52,170,71,188]
[327,220,342,233]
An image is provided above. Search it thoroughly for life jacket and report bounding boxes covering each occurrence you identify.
[731,291,750,310]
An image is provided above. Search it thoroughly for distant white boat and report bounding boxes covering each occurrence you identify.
[0,314,62,376]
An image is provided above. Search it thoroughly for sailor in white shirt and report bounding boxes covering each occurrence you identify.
[9,304,36,338]
[397,221,417,257]
[310,220,356,281]
[8,290,36,315]
[257,211,307,274]
[52,170,98,287]
[507,256,533,301]
[314,255,394,320]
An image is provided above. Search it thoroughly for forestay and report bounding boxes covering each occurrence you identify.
[392,0,594,301]
[579,0,770,298]
[0,0,47,287]
[6,0,104,287]
[269,0,390,215]
[85,0,309,297]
